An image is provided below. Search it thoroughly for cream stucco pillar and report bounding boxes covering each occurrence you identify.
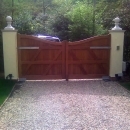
[109,17,125,78]
[2,16,18,79]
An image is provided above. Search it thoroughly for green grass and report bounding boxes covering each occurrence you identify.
[0,79,16,106]
[119,82,130,91]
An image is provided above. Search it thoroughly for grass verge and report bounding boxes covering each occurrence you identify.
[0,79,16,106]
[119,82,130,91]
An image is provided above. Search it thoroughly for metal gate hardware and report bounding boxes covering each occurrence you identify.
[90,46,111,49]
[18,47,39,50]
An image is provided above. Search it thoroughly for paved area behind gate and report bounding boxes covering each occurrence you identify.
[0,80,130,130]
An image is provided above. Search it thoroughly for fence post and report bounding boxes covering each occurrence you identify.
[1,16,18,80]
[109,17,125,78]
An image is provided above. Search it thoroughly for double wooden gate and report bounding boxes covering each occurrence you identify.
[17,34,111,80]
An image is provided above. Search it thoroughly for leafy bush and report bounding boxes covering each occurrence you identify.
[67,2,107,41]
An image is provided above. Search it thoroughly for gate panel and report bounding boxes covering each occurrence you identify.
[18,34,65,80]
[66,34,111,80]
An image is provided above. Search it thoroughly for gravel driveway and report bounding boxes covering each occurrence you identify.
[0,80,130,130]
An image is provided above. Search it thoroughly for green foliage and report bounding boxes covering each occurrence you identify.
[0,0,111,41]
[67,2,93,40]
[96,0,130,30]
[51,15,71,40]
[13,12,35,34]
[13,11,48,34]
[67,2,107,41]
[0,79,16,106]
[0,0,130,40]
[119,82,130,91]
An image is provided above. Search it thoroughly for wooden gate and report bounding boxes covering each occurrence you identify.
[65,35,111,80]
[17,34,111,80]
[17,34,66,80]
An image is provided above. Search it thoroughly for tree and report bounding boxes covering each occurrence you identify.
[67,1,106,41]
[51,15,71,40]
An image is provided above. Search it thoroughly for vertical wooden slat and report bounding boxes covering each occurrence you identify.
[65,41,68,81]
[62,41,66,79]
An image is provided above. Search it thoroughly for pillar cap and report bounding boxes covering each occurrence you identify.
[111,17,122,30]
[4,16,15,30]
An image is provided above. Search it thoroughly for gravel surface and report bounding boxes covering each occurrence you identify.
[0,80,130,130]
